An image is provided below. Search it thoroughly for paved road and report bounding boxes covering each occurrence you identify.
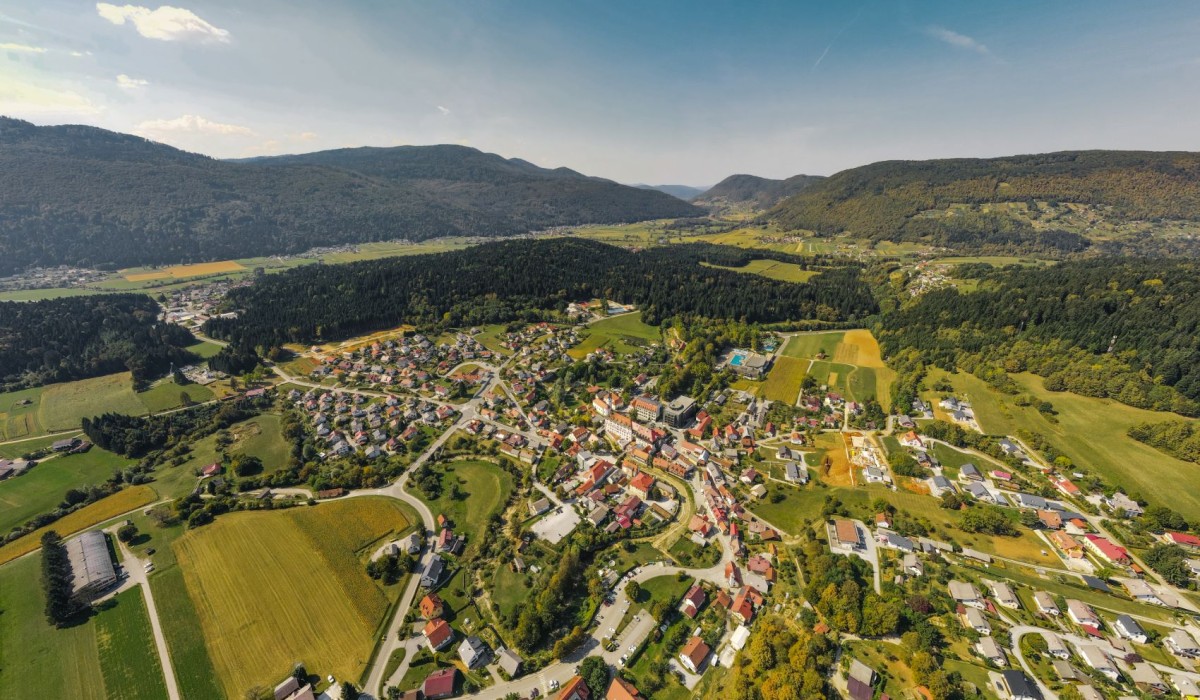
[109,531,182,700]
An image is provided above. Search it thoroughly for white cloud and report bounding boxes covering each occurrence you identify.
[0,78,101,117]
[436,105,451,116]
[0,42,47,53]
[135,114,252,136]
[296,131,317,141]
[116,74,149,89]
[926,25,989,55]
[96,3,230,43]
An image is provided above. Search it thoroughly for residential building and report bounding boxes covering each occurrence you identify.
[977,636,1006,666]
[902,553,924,577]
[960,463,982,481]
[1114,614,1148,643]
[989,581,1020,609]
[423,618,454,651]
[422,668,458,700]
[1129,663,1167,695]
[1033,591,1059,616]
[1108,492,1143,518]
[833,519,863,550]
[458,635,490,669]
[1043,633,1069,659]
[1078,645,1119,682]
[1166,628,1200,658]
[680,584,707,619]
[631,396,661,422]
[557,676,591,700]
[1066,599,1100,627]
[846,660,876,700]
[420,593,444,619]
[496,647,523,678]
[1000,670,1043,700]
[962,606,991,635]
[606,677,643,700]
[948,580,983,609]
[1082,534,1130,565]
[421,554,445,587]
[679,636,710,673]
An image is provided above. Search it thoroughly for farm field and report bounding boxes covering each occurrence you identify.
[123,260,247,282]
[780,331,846,359]
[927,369,1200,521]
[95,588,171,700]
[415,459,515,543]
[760,355,808,403]
[780,329,896,408]
[0,431,76,458]
[136,379,216,413]
[185,340,225,359]
[0,484,158,565]
[0,446,134,534]
[568,311,660,360]
[172,497,414,698]
[702,258,818,283]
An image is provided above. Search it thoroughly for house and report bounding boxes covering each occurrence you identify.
[1078,645,1119,682]
[903,553,924,577]
[877,530,916,553]
[1000,670,1043,700]
[729,625,751,651]
[961,606,991,635]
[785,461,808,484]
[862,466,886,483]
[679,636,710,673]
[1108,492,1143,518]
[495,647,522,678]
[1165,628,1200,658]
[932,475,956,494]
[402,531,423,554]
[628,472,656,499]
[1033,591,1059,616]
[1120,577,1162,605]
[458,635,490,669]
[423,618,454,651]
[1048,531,1083,558]
[1011,492,1048,511]
[201,462,223,477]
[420,593,444,619]
[557,675,591,700]
[422,668,458,700]
[964,482,995,503]
[529,497,551,516]
[875,512,892,529]
[1114,614,1148,643]
[1174,676,1200,700]
[1043,632,1070,659]
[606,677,643,700]
[833,519,863,550]
[976,636,1006,666]
[899,431,923,449]
[960,463,982,481]
[1083,534,1130,565]
[1129,662,1168,695]
[421,554,445,587]
[1164,531,1200,550]
[948,580,984,609]
[989,581,1020,609]
[1066,599,1100,627]
[680,584,707,619]
[846,659,876,700]
[1037,510,1063,530]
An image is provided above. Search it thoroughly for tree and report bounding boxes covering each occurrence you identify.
[579,656,609,696]
[625,580,641,602]
[117,523,138,543]
[340,681,359,700]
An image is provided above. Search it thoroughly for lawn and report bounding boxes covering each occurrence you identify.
[0,432,75,458]
[568,311,660,360]
[761,356,807,403]
[929,370,1200,521]
[0,446,135,534]
[781,331,845,359]
[172,497,413,698]
[185,341,225,360]
[151,566,226,699]
[749,484,828,536]
[702,258,818,283]
[846,640,915,698]
[95,587,171,700]
[667,536,721,568]
[0,484,158,565]
[136,379,215,413]
[632,574,694,615]
[414,460,515,543]
[225,413,291,472]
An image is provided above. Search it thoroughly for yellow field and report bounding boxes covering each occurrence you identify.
[815,433,855,487]
[837,329,887,368]
[173,497,412,698]
[0,485,158,565]
[761,356,808,403]
[123,260,246,282]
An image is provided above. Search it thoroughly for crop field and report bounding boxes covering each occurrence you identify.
[780,330,896,408]
[760,356,807,403]
[0,485,157,565]
[416,460,514,543]
[567,311,660,360]
[95,588,171,700]
[0,384,45,439]
[172,497,412,698]
[151,566,226,699]
[928,369,1200,521]
[0,446,134,534]
[123,260,247,282]
[703,258,818,283]
[781,331,847,360]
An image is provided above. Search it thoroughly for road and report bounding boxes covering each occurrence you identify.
[107,529,182,700]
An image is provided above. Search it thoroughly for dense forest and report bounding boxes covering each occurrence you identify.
[82,398,263,458]
[0,294,197,390]
[769,150,1200,254]
[694,172,826,209]
[878,259,1200,415]
[0,118,699,273]
[204,239,877,348]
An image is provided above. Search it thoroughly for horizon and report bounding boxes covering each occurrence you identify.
[2,1,1199,183]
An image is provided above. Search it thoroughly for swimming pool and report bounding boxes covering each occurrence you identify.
[729,350,748,366]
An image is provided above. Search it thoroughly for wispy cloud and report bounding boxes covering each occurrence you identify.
[96,3,230,43]
[295,131,317,141]
[813,5,864,72]
[436,105,451,116]
[135,114,252,136]
[0,78,101,117]
[116,74,149,89]
[0,42,47,54]
[926,25,989,55]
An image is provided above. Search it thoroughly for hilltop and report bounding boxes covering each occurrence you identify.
[0,117,701,274]
[694,172,825,209]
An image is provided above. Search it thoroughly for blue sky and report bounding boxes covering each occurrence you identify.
[2,1,1199,184]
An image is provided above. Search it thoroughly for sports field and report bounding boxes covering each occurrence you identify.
[0,485,158,565]
[123,260,247,282]
[761,356,808,403]
[702,258,818,283]
[0,446,134,534]
[568,311,660,360]
[172,497,413,698]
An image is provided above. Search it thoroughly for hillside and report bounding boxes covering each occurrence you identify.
[769,150,1200,255]
[0,118,701,274]
[635,183,709,200]
[694,173,825,209]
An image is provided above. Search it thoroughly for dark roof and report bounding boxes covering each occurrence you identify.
[1081,575,1111,592]
[1002,670,1043,699]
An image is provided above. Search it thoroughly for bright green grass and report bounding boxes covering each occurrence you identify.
[804,360,855,395]
[38,374,146,432]
[0,384,46,439]
[781,332,846,359]
[137,380,215,413]
[0,552,106,700]
[149,566,226,699]
[0,446,134,534]
[847,366,879,402]
[227,414,291,472]
[0,432,75,458]
[667,536,721,568]
[185,341,224,360]
[414,460,515,544]
[702,258,818,283]
[633,574,693,615]
[491,564,531,620]
[568,311,660,359]
[95,587,170,700]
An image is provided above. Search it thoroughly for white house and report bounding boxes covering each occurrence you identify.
[1114,614,1148,644]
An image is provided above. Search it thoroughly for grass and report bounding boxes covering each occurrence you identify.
[779,329,896,408]
[225,413,291,472]
[633,574,693,615]
[381,648,407,689]
[927,369,1200,521]
[667,536,721,568]
[0,484,158,565]
[185,341,224,360]
[846,640,915,698]
[0,445,135,534]
[781,331,846,359]
[172,497,413,698]
[414,460,515,542]
[761,356,807,403]
[567,311,660,360]
[95,587,170,700]
[0,384,45,439]
[136,380,215,413]
[702,258,818,283]
[0,432,74,458]
[151,565,226,699]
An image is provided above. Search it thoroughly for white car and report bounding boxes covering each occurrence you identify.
[548,679,559,690]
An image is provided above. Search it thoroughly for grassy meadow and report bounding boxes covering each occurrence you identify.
[0,446,134,534]
[568,311,660,360]
[0,484,158,566]
[702,258,818,283]
[415,459,515,543]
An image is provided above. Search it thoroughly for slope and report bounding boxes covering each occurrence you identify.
[694,173,825,209]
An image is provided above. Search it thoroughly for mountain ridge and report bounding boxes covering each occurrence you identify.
[694,172,825,209]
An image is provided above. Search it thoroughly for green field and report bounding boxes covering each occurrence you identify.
[152,565,226,699]
[185,341,225,359]
[172,497,414,698]
[761,356,808,403]
[0,432,73,458]
[0,484,159,566]
[703,258,818,283]
[780,332,846,359]
[0,446,134,534]
[778,330,896,408]
[415,459,515,543]
[568,311,661,360]
[927,370,1200,521]
[226,413,290,471]
[95,588,171,700]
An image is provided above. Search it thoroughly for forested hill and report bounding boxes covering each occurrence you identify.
[635,184,709,200]
[0,294,197,390]
[0,118,700,274]
[694,173,825,209]
[204,239,876,348]
[769,150,1200,254]
[879,259,1200,416]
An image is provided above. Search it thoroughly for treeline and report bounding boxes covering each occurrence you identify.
[878,259,1200,415]
[0,294,197,390]
[41,531,84,625]
[511,546,585,653]
[82,397,264,457]
[1128,420,1200,464]
[770,150,1200,253]
[204,239,877,349]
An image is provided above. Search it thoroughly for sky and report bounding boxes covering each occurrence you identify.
[2,0,1199,185]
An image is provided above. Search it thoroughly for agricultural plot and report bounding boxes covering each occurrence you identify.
[780,330,896,408]
[760,356,808,403]
[0,484,158,566]
[567,311,660,360]
[95,588,171,700]
[0,446,134,534]
[702,258,818,283]
[172,497,413,699]
[122,260,247,282]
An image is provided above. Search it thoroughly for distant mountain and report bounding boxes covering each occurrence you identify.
[0,117,701,274]
[768,150,1200,255]
[634,183,709,200]
[694,173,825,209]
